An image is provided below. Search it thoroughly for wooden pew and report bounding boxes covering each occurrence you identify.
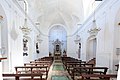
[81,74,117,80]
[24,63,50,66]
[71,67,108,80]
[3,73,43,80]
[86,58,96,67]
[67,63,94,74]
[24,63,51,71]
[63,60,86,68]
[64,61,82,68]
[30,61,51,64]
[37,56,53,61]
[62,57,81,62]
[15,66,48,79]
[31,60,52,66]
[81,74,110,80]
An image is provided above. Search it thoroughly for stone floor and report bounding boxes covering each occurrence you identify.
[47,60,72,80]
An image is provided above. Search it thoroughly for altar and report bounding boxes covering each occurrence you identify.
[52,39,63,56]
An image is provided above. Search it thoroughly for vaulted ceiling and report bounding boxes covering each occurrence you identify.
[26,0,84,35]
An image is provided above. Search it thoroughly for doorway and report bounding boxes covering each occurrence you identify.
[87,38,97,61]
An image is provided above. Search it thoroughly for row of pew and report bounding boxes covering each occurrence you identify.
[3,56,53,80]
[62,57,117,80]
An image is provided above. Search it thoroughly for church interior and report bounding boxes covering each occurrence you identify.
[0,0,120,80]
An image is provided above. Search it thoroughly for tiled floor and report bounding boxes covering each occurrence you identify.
[52,75,69,80]
[47,60,72,80]
[52,65,65,71]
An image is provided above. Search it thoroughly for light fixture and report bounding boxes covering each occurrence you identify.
[19,0,31,35]
[88,1,101,36]
[88,20,101,36]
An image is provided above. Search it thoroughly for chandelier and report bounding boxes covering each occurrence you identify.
[88,20,101,36]
[20,19,31,35]
[88,2,101,36]
[19,0,31,35]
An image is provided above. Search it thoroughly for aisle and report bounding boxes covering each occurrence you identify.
[47,60,72,80]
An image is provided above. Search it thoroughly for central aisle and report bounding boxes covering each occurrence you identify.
[47,60,72,80]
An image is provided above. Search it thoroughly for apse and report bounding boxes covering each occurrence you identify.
[49,24,67,55]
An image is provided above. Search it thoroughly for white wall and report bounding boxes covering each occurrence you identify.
[0,0,120,76]
[0,0,40,73]
[77,0,120,74]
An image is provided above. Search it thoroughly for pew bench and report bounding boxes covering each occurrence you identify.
[15,66,48,79]
[81,74,117,80]
[81,74,110,80]
[30,61,52,66]
[71,67,108,80]
[66,63,94,74]
[24,63,50,70]
[37,56,53,61]
[3,73,43,80]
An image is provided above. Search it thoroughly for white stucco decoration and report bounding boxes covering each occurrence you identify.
[10,21,18,41]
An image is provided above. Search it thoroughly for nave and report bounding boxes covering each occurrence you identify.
[2,53,118,80]
[0,0,120,80]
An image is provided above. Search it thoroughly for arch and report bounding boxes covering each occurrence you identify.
[48,23,67,33]
[49,24,67,56]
